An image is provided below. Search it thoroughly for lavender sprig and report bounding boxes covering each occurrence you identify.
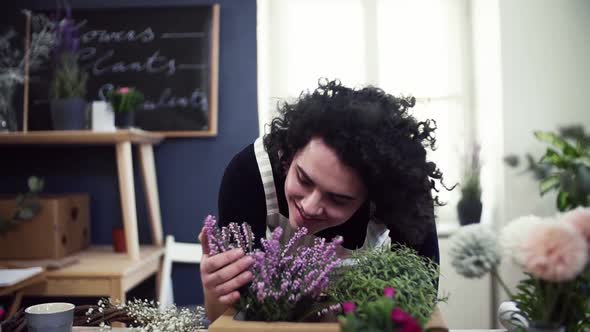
[201,215,343,322]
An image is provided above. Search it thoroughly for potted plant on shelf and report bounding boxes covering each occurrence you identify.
[457,144,482,226]
[49,10,88,130]
[107,87,144,129]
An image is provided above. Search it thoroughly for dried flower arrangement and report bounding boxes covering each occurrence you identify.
[82,298,207,331]
[202,215,342,322]
[449,210,590,332]
[0,11,56,130]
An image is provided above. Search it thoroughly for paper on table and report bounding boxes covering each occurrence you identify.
[0,266,43,287]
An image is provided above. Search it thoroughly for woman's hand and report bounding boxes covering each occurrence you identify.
[199,231,254,305]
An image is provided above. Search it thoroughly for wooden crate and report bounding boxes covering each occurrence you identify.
[0,194,91,259]
[209,307,448,332]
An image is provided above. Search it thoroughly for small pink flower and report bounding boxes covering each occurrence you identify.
[0,307,5,320]
[562,207,590,244]
[117,87,130,94]
[391,308,422,332]
[522,222,588,281]
[400,319,422,332]
[383,287,396,298]
[391,308,412,324]
[342,302,356,314]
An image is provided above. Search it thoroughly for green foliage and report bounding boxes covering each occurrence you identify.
[461,173,481,201]
[50,52,87,99]
[107,87,144,113]
[460,145,481,201]
[512,270,590,332]
[0,176,44,234]
[327,244,442,326]
[504,125,590,211]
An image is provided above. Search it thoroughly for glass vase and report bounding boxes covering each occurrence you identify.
[0,81,18,132]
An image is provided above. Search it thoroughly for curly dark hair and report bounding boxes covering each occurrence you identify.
[263,79,449,246]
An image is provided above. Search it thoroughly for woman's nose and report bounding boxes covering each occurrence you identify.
[301,190,324,216]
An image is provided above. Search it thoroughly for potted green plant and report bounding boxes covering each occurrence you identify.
[504,125,590,211]
[107,87,144,129]
[457,144,482,225]
[49,11,88,130]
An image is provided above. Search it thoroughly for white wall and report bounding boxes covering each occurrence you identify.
[497,0,590,301]
[438,237,493,329]
[499,0,590,223]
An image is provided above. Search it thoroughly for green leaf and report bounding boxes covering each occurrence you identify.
[16,207,35,220]
[539,148,567,168]
[576,157,590,168]
[539,175,560,195]
[535,131,579,157]
[15,194,25,205]
[557,191,570,212]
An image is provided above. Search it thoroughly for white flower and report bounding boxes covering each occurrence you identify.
[500,215,550,266]
[449,224,501,278]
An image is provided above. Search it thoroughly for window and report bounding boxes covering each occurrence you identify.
[258,0,473,224]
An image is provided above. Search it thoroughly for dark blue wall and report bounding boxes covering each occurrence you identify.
[0,0,258,305]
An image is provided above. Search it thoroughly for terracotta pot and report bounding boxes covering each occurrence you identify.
[112,227,126,253]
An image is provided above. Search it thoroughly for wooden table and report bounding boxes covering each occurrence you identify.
[13,246,164,302]
[72,329,506,332]
[0,129,165,260]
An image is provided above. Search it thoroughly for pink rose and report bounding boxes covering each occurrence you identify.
[383,287,396,298]
[342,302,356,314]
[117,87,130,94]
[562,207,590,244]
[522,222,588,281]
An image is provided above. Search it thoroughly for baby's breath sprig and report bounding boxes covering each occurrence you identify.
[80,298,207,331]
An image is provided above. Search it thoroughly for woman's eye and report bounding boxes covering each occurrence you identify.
[331,197,348,206]
[297,173,312,186]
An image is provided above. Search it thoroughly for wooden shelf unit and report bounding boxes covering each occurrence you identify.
[0,129,163,145]
[0,129,165,260]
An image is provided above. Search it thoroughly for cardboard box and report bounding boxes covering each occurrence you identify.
[0,194,91,260]
[209,307,448,332]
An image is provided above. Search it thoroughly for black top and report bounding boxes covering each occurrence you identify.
[218,143,440,266]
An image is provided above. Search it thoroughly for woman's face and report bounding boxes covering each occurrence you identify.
[284,137,368,235]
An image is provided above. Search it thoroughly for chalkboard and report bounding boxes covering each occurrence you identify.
[29,5,219,137]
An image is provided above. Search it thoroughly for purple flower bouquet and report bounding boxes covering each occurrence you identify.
[203,215,343,322]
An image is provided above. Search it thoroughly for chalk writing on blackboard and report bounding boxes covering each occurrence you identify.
[28,5,219,136]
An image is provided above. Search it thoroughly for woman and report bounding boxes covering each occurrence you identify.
[199,79,448,321]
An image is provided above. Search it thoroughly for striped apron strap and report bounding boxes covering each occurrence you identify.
[253,137,281,230]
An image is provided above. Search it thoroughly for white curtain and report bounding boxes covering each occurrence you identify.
[257,0,474,224]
